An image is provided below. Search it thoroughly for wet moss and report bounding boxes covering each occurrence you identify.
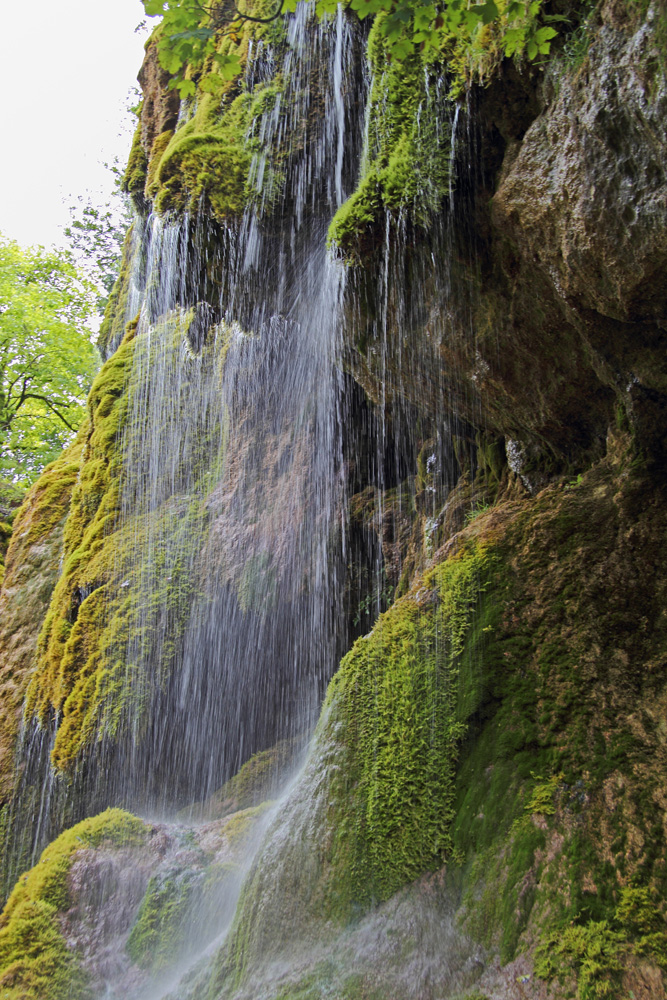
[197,739,299,819]
[445,452,667,993]
[328,16,452,259]
[25,314,215,772]
[321,540,494,917]
[0,809,146,1000]
[146,0,288,224]
[3,440,84,555]
[122,116,149,211]
[0,438,87,798]
[126,868,201,972]
[272,964,388,1000]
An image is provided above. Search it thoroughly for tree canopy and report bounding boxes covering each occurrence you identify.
[0,237,99,502]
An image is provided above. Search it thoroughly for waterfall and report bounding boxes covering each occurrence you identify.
[107,1,365,813]
[2,0,367,880]
[2,4,485,997]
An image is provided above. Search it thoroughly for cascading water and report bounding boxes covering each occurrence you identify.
[111,0,367,813]
[2,4,489,997]
[3,0,367,881]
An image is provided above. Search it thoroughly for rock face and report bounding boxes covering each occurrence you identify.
[0,803,276,1000]
[489,0,667,465]
[0,2,666,999]
[495,3,667,326]
[0,442,82,805]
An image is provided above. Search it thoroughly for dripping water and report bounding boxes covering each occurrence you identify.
[2,0,367,888]
[1,4,498,997]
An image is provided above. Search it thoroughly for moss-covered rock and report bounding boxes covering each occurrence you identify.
[322,540,493,915]
[197,437,667,1000]
[0,439,84,801]
[0,809,147,1000]
[328,14,454,259]
[122,115,149,212]
[24,313,214,774]
[190,739,303,821]
[136,0,291,225]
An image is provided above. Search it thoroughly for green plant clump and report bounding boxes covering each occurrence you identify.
[535,883,667,1000]
[126,869,200,972]
[142,1,288,223]
[327,14,453,258]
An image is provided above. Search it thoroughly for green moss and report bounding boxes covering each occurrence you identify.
[535,921,625,1000]
[328,16,452,259]
[25,313,218,771]
[121,115,148,210]
[3,441,84,554]
[0,809,146,1000]
[321,541,493,917]
[201,740,298,818]
[445,457,667,995]
[146,5,288,224]
[0,898,91,1000]
[451,712,555,963]
[126,868,200,972]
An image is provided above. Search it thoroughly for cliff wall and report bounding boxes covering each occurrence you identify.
[0,2,665,998]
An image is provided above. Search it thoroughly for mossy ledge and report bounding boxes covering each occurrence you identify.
[328,14,453,260]
[136,1,289,225]
[0,439,84,801]
[0,809,147,1000]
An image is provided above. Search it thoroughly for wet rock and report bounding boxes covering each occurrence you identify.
[137,39,181,159]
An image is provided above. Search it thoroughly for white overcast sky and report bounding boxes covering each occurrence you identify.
[2,0,149,249]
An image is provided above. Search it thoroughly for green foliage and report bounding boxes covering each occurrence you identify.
[0,236,99,498]
[535,921,625,1000]
[64,187,132,317]
[524,772,562,815]
[143,0,560,98]
[0,809,146,1000]
[141,0,274,96]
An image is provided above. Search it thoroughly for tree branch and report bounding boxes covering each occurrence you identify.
[21,393,78,432]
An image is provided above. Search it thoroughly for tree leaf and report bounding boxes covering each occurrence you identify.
[176,78,197,97]
[478,1,499,26]
[143,0,166,15]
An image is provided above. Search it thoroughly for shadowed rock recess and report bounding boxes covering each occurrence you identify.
[1,1,666,998]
